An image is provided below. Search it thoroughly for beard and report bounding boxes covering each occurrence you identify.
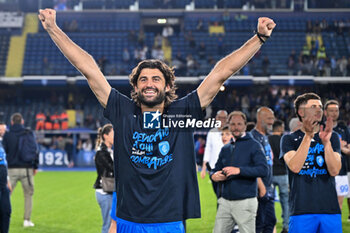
[233,130,243,139]
[137,87,166,108]
[263,124,272,134]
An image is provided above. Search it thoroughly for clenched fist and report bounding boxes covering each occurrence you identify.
[38,9,57,31]
[257,17,276,37]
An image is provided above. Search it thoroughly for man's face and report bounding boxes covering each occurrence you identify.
[276,124,285,134]
[260,111,275,133]
[0,124,6,137]
[229,115,246,139]
[135,68,169,108]
[299,99,323,122]
[324,104,339,122]
[216,112,227,128]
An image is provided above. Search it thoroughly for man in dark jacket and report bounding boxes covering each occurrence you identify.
[2,113,38,227]
[251,107,276,233]
[211,111,268,233]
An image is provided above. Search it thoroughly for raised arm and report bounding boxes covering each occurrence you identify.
[197,17,276,108]
[38,9,111,108]
[319,117,341,176]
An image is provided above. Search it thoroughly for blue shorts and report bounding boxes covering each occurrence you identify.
[116,217,185,233]
[289,214,342,233]
[110,192,117,221]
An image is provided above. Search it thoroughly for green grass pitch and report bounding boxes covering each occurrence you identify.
[8,171,350,232]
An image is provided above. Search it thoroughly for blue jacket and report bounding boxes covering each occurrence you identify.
[210,133,268,200]
[3,124,38,169]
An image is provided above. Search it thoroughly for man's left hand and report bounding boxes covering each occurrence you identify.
[257,17,276,37]
[320,117,333,145]
[222,166,240,176]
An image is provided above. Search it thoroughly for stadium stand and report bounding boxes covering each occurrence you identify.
[1,83,350,133]
[18,11,350,77]
[0,33,10,76]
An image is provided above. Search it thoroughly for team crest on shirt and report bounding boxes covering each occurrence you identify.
[158,141,170,156]
[316,156,324,167]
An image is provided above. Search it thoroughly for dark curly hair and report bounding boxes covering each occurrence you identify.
[294,93,321,122]
[129,59,177,107]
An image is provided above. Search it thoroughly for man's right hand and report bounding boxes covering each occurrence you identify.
[258,183,266,198]
[7,180,12,193]
[257,177,266,198]
[38,9,57,32]
[340,139,350,155]
[302,115,319,137]
[200,169,206,179]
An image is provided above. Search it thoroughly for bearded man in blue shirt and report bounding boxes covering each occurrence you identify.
[39,8,276,233]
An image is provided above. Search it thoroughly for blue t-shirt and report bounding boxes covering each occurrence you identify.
[280,130,341,216]
[104,88,203,223]
[333,124,350,175]
[250,129,274,197]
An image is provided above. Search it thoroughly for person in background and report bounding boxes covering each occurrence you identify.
[324,100,350,211]
[51,111,61,130]
[94,124,114,233]
[35,110,45,131]
[82,138,93,152]
[201,110,228,198]
[0,122,11,233]
[2,113,38,227]
[0,124,6,142]
[211,111,268,233]
[60,110,69,130]
[44,111,53,130]
[268,120,289,233]
[221,125,233,145]
[246,122,256,132]
[288,117,302,133]
[195,137,205,167]
[251,107,276,233]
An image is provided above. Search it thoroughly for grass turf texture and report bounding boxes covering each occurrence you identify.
[9,171,350,233]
